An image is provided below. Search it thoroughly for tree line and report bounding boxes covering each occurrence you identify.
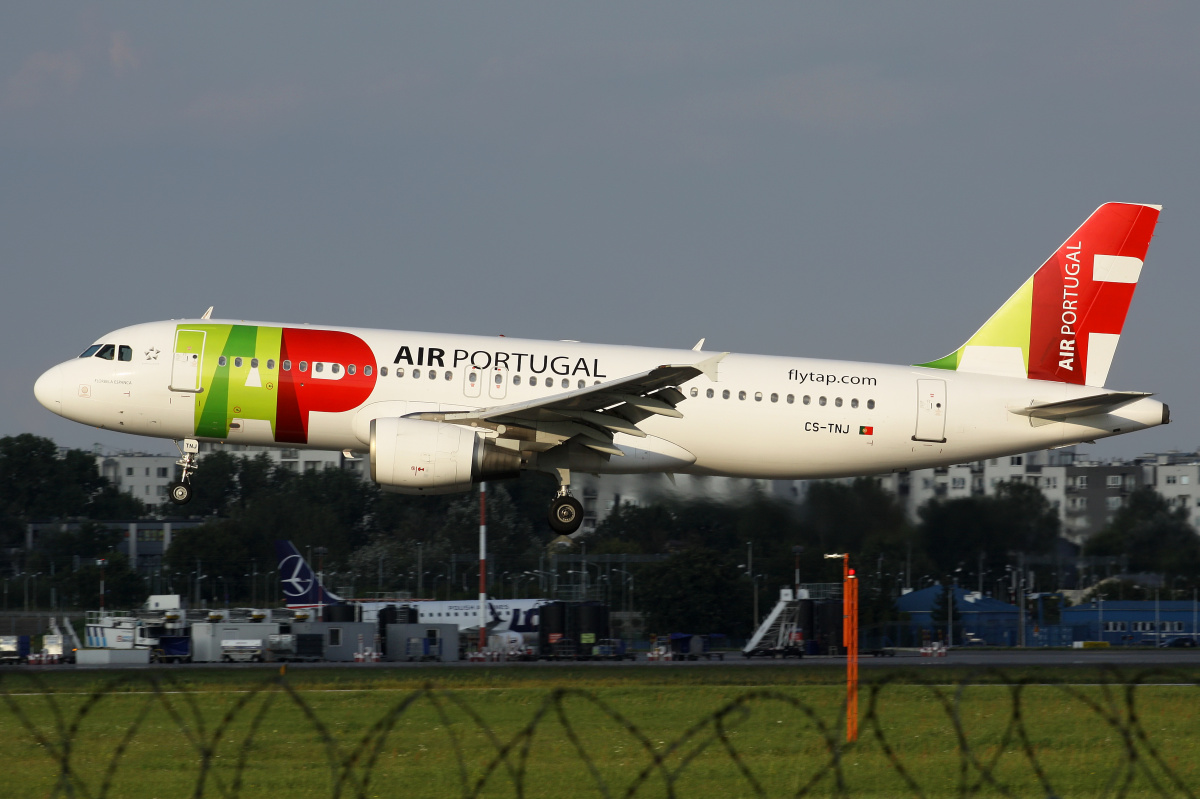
[3,434,1200,635]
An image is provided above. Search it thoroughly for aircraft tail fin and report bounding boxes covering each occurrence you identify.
[273,540,342,607]
[917,203,1161,386]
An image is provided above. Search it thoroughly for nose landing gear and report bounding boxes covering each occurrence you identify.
[168,438,199,506]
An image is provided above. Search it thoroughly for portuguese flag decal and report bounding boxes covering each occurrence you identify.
[859,426,874,436]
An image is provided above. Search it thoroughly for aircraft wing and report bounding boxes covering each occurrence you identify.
[410,352,727,457]
[1011,392,1152,420]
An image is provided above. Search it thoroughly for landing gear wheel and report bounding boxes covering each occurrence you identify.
[168,480,192,505]
[548,495,584,534]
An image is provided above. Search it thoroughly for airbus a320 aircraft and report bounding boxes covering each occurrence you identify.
[35,203,1167,534]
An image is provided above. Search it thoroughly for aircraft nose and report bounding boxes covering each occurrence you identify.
[34,365,63,415]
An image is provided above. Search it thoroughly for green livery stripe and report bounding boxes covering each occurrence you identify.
[183,324,283,439]
[916,276,1034,373]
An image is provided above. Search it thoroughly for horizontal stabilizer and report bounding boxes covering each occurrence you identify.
[1011,392,1152,420]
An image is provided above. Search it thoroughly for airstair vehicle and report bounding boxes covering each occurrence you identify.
[743,588,806,659]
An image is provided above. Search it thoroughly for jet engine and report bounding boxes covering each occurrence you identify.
[369,417,520,495]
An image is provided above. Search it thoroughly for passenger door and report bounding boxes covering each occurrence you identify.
[171,330,206,392]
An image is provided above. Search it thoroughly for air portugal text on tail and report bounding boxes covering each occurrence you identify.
[33,202,1169,535]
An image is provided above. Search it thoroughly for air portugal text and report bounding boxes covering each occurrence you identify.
[1059,241,1082,372]
[394,346,607,378]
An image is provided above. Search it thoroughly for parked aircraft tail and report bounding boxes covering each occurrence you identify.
[918,202,1161,386]
[274,540,342,607]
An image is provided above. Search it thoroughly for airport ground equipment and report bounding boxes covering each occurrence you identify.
[0,635,31,664]
[588,638,637,660]
[151,636,191,663]
[743,589,806,658]
[221,639,266,662]
[666,633,725,660]
[191,622,280,662]
[60,616,83,659]
[266,633,324,662]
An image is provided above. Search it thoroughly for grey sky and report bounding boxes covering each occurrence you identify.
[4,4,1199,460]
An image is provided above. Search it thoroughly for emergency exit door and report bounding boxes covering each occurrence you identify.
[913,379,947,443]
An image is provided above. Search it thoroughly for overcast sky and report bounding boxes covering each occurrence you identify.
[4,3,1199,462]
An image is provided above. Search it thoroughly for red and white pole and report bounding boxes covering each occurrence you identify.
[479,482,487,652]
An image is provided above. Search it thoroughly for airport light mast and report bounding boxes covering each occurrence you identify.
[825,553,858,743]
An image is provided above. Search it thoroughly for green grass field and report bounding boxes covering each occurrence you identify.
[2,665,1198,798]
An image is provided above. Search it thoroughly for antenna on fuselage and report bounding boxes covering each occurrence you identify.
[201,306,213,320]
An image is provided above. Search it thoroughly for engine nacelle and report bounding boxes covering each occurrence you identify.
[369,417,520,495]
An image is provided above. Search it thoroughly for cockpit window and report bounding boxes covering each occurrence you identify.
[79,345,102,358]
[95,344,116,360]
[118,346,132,362]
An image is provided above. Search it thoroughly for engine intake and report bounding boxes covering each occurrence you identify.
[369,417,520,495]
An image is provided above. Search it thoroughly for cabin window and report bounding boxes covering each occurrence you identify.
[738,391,747,400]
[786,394,794,404]
[396,368,405,377]
[444,370,452,381]
[835,397,843,407]
[379,366,387,376]
[578,379,586,389]
[282,360,292,371]
[513,375,522,386]
[411,368,419,378]
[851,398,859,408]
[754,392,763,402]
[495,373,503,385]
[80,345,103,358]
[770,393,778,403]
[428,369,437,379]
[722,389,731,399]
[819,396,827,406]
[347,364,356,375]
[364,365,372,376]
[218,355,228,367]
[299,361,308,372]
[707,388,714,398]
[561,378,569,389]
[690,387,698,397]
[529,376,537,386]
[234,357,243,368]
[314,363,324,373]
[331,363,341,374]
[118,345,133,362]
[803,395,811,405]
[251,358,260,368]
[867,399,875,410]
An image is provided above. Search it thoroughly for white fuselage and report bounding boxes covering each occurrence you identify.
[34,319,1167,479]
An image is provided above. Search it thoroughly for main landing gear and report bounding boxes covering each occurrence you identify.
[547,469,583,535]
[168,438,199,506]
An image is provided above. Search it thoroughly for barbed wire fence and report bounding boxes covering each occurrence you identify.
[1,667,1198,798]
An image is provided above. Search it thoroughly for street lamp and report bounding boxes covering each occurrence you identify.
[613,569,634,613]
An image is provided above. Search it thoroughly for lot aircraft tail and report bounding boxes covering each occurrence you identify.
[274,540,342,608]
[918,202,1161,387]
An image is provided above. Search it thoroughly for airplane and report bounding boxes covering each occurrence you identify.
[274,540,544,641]
[34,203,1167,535]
